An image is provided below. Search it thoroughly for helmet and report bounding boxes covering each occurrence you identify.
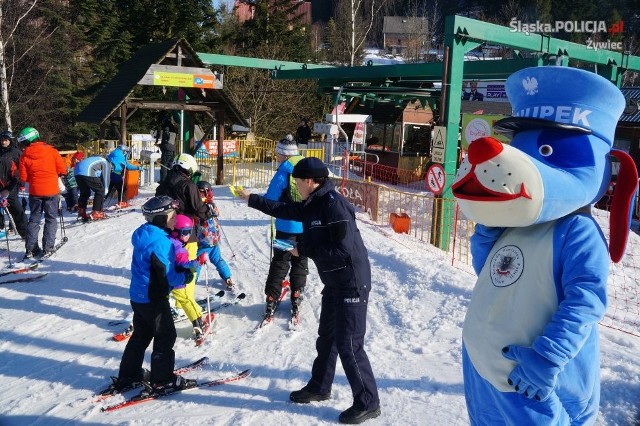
[197,181,212,192]
[142,196,178,225]
[173,153,198,176]
[17,127,39,144]
[175,214,193,230]
[197,181,214,202]
[0,130,13,140]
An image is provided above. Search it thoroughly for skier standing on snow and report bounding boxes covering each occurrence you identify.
[112,196,196,395]
[0,130,27,238]
[155,153,211,221]
[62,151,83,213]
[17,127,67,259]
[261,135,307,322]
[170,213,211,341]
[195,180,234,290]
[106,144,140,205]
[239,157,380,424]
[74,155,110,221]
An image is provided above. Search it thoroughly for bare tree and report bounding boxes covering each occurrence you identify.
[331,0,389,67]
[0,0,38,131]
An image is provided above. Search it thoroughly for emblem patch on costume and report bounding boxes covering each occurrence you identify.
[489,245,524,287]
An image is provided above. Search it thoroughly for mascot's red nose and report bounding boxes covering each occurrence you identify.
[467,137,504,165]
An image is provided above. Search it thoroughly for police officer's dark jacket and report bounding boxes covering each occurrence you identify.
[249,179,371,289]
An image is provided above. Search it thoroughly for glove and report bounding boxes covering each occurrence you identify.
[183,269,195,285]
[0,197,7,208]
[502,345,562,401]
[197,252,209,265]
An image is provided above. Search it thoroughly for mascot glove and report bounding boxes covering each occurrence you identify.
[183,269,195,285]
[502,345,562,402]
[197,252,209,265]
[0,197,7,208]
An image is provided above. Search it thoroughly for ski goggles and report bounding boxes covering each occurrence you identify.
[176,228,192,237]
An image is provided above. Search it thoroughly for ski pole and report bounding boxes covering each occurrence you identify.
[57,197,68,242]
[119,169,126,205]
[204,262,212,323]
[216,218,236,260]
[269,217,274,262]
[2,207,12,267]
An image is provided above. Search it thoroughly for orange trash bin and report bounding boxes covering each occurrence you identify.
[389,212,411,234]
[124,162,140,201]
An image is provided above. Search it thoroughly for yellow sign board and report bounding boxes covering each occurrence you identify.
[153,71,218,89]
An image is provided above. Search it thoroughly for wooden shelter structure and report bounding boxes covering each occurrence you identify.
[77,38,248,183]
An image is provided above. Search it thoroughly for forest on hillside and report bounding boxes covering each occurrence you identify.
[0,0,638,146]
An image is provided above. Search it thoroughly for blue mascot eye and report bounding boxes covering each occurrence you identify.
[538,145,553,156]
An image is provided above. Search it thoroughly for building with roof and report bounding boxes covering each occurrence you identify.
[382,16,429,56]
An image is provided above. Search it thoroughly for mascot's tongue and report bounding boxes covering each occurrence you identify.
[457,178,488,196]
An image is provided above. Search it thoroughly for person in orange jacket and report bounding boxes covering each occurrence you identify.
[17,127,67,259]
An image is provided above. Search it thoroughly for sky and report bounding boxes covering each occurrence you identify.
[0,184,639,425]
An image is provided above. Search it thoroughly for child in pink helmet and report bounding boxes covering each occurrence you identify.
[170,214,211,341]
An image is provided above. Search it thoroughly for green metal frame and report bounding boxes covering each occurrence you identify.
[197,15,640,251]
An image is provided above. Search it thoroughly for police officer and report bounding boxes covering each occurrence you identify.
[239,157,380,425]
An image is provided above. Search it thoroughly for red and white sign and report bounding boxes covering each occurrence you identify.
[426,163,446,195]
[203,139,238,157]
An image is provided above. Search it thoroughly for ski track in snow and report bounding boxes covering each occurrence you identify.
[0,185,638,425]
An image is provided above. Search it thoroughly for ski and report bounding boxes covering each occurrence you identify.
[111,292,239,342]
[93,357,209,402]
[22,238,69,265]
[256,280,290,329]
[194,312,215,347]
[0,263,38,277]
[288,311,301,331]
[0,272,48,285]
[101,368,252,412]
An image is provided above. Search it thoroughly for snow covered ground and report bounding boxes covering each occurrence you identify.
[0,184,639,425]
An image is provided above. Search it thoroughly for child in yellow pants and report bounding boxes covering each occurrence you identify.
[170,214,211,340]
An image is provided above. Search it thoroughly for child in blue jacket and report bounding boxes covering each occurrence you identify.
[106,144,141,203]
[112,196,196,396]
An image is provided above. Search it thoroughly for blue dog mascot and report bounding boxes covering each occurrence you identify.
[452,66,638,425]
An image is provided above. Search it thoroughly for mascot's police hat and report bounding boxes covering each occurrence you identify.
[494,66,625,145]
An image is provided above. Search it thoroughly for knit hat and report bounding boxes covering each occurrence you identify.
[292,157,329,179]
[275,134,298,156]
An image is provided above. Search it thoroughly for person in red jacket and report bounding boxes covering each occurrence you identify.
[17,127,67,259]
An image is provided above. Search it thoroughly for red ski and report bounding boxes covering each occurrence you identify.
[256,280,290,329]
[101,369,251,412]
[93,356,209,402]
[194,312,215,346]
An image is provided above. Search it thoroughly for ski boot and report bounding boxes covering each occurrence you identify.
[140,375,197,397]
[90,210,106,221]
[77,207,90,222]
[225,278,235,291]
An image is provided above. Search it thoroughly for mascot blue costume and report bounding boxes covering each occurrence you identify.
[452,66,639,424]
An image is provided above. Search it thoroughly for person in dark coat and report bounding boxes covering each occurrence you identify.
[0,130,27,238]
[155,153,211,221]
[295,118,312,148]
[239,157,380,425]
